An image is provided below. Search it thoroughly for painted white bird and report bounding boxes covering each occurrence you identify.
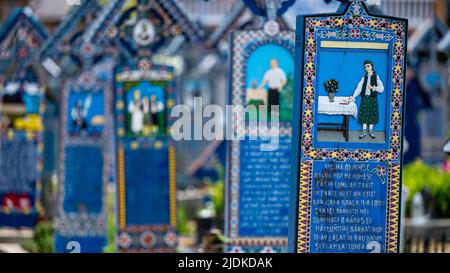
[24,82,41,95]
[4,82,20,95]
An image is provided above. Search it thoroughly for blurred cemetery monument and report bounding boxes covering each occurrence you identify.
[379,0,449,165]
[0,0,449,253]
[0,7,49,223]
[0,6,50,253]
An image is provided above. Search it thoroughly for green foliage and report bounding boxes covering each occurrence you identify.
[209,164,225,219]
[280,72,294,122]
[22,221,54,253]
[403,160,450,217]
[103,186,117,253]
[177,204,195,236]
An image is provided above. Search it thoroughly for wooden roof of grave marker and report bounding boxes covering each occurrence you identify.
[39,0,102,79]
[83,0,206,59]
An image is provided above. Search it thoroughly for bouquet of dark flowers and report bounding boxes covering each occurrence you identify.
[324,79,339,93]
[324,79,339,102]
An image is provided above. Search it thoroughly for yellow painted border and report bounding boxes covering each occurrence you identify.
[320,41,389,50]
[297,161,312,253]
[387,163,401,253]
[169,143,177,227]
[118,143,176,229]
[118,144,126,229]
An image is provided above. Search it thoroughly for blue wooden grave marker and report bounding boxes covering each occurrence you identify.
[50,0,203,253]
[0,8,49,228]
[288,1,408,253]
[114,61,178,252]
[46,1,110,253]
[224,0,295,253]
[102,0,204,253]
[55,68,112,253]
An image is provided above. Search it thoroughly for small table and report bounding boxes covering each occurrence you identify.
[317,96,357,142]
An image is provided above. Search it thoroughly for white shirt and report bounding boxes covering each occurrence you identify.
[150,101,164,114]
[262,67,287,89]
[128,101,144,133]
[71,96,91,121]
[352,74,384,97]
[71,106,87,122]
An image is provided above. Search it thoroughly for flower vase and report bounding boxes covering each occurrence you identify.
[328,92,335,103]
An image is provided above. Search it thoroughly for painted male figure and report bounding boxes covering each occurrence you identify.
[71,96,92,134]
[350,60,384,139]
[259,59,287,115]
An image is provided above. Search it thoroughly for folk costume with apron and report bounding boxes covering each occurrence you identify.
[353,72,384,125]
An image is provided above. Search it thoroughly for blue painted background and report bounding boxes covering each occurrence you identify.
[0,136,38,227]
[124,147,170,225]
[246,44,294,89]
[67,92,104,135]
[309,161,388,253]
[23,92,42,114]
[63,147,103,213]
[316,48,389,132]
[126,82,165,105]
[238,136,291,237]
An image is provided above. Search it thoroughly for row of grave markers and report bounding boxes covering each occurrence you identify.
[225,0,408,253]
[50,0,200,253]
[0,0,408,253]
[0,0,200,253]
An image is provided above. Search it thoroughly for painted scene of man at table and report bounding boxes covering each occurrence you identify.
[67,92,105,137]
[245,44,294,123]
[0,80,44,133]
[315,48,390,144]
[125,81,166,138]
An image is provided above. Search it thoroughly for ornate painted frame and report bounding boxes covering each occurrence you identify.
[114,60,177,253]
[56,73,111,244]
[288,2,408,253]
[225,29,295,253]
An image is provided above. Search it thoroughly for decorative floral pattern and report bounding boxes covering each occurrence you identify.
[296,2,407,254]
[372,166,387,184]
[56,213,107,237]
[118,226,177,253]
[1,194,32,215]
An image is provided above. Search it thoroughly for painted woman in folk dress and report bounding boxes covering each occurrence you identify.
[350,60,385,140]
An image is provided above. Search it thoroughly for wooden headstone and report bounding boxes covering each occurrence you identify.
[288,1,408,253]
[0,8,49,228]
[114,60,177,252]
[225,0,296,253]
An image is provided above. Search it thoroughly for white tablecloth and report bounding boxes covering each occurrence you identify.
[318,96,358,118]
